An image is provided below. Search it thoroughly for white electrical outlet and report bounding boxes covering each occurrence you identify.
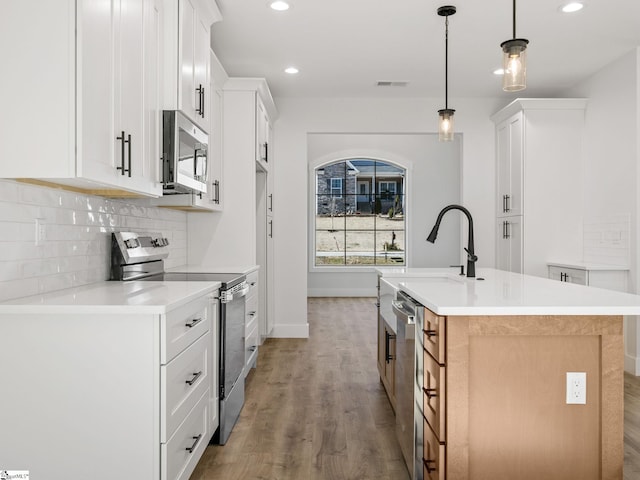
[566,372,587,404]
[35,218,46,246]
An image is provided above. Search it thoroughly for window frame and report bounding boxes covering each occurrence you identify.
[330,177,343,198]
[311,158,407,270]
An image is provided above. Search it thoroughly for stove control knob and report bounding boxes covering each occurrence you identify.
[162,238,170,246]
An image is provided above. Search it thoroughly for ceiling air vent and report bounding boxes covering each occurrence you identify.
[376,81,409,87]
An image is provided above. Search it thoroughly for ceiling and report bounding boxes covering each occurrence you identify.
[210,0,640,99]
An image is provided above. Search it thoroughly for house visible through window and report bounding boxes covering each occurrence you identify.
[314,159,406,266]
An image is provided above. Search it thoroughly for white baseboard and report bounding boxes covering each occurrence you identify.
[269,323,309,338]
[625,353,640,375]
[307,288,377,297]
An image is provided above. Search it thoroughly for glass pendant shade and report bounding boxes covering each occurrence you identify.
[438,109,455,142]
[501,39,528,91]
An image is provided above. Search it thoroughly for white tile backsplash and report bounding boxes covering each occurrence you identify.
[0,180,188,301]
[583,214,631,266]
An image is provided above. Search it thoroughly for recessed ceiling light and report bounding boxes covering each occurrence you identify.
[561,2,584,13]
[493,68,505,75]
[284,67,299,74]
[270,1,290,11]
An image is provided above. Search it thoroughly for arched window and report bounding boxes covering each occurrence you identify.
[314,159,406,266]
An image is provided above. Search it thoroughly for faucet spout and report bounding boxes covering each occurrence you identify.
[426,204,477,278]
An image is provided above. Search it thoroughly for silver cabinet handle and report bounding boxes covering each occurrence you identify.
[185,317,203,328]
[185,371,202,386]
[185,434,203,454]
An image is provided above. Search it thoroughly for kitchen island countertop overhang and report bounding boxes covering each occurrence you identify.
[392,267,640,316]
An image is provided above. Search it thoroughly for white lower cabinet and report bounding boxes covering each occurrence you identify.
[244,269,259,376]
[162,390,209,480]
[548,263,629,292]
[0,291,217,480]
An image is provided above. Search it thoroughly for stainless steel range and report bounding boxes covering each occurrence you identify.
[110,231,248,445]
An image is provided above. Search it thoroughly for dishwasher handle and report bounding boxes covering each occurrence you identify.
[392,300,415,325]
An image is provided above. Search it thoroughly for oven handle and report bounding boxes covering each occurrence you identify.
[235,285,250,298]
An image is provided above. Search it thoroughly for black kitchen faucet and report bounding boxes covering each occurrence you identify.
[426,204,478,278]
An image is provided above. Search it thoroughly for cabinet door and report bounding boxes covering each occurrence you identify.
[78,0,119,184]
[180,0,196,120]
[193,14,210,130]
[140,0,163,191]
[256,98,270,168]
[266,215,275,336]
[496,112,523,217]
[496,216,523,273]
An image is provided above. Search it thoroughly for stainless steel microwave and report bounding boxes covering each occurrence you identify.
[162,110,208,194]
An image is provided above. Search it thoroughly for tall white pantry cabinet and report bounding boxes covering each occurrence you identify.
[492,98,587,278]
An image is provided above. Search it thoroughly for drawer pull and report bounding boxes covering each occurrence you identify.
[185,317,203,328]
[424,329,437,338]
[424,387,438,399]
[185,434,203,454]
[248,311,257,317]
[249,346,257,352]
[424,458,436,473]
[185,371,203,386]
[250,282,256,286]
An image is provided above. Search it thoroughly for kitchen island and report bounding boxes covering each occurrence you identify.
[380,267,640,480]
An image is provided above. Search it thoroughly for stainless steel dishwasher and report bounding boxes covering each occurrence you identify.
[393,289,424,480]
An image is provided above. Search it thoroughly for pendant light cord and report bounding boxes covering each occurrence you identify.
[512,0,516,39]
[445,15,449,109]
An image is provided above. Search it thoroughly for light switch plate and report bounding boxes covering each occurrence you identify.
[566,372,587,404]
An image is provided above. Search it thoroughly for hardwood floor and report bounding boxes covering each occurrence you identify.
[191,297,640,480]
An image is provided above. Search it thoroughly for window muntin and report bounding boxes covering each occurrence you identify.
[314,159,405,266]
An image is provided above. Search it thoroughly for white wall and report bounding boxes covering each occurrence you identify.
[0,179,188,302]
[272,96,502,336]
[562,47,640,373]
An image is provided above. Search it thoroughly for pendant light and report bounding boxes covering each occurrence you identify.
[500,0,529,92]
[437,5,456,142]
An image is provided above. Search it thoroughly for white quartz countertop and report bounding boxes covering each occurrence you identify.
[395,268,640,316]
[167,264,259,275]
[0,280,221,315]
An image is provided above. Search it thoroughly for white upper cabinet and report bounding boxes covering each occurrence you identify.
[163,0,221,132]
[256,97,271,170]
[1,0,162,197]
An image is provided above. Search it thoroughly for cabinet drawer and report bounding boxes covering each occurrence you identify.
[246,292,258,326]
[162,296,210,364]
[548,266,587,285]
[161,332,210,442]
[245,322,259,370]
[162,389,209,480]
[246,270,259,291]
[423,349,446,441]
[424,308,446,364]
[423,418,446,480]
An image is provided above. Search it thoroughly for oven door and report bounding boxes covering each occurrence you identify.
[220,290,247,399]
